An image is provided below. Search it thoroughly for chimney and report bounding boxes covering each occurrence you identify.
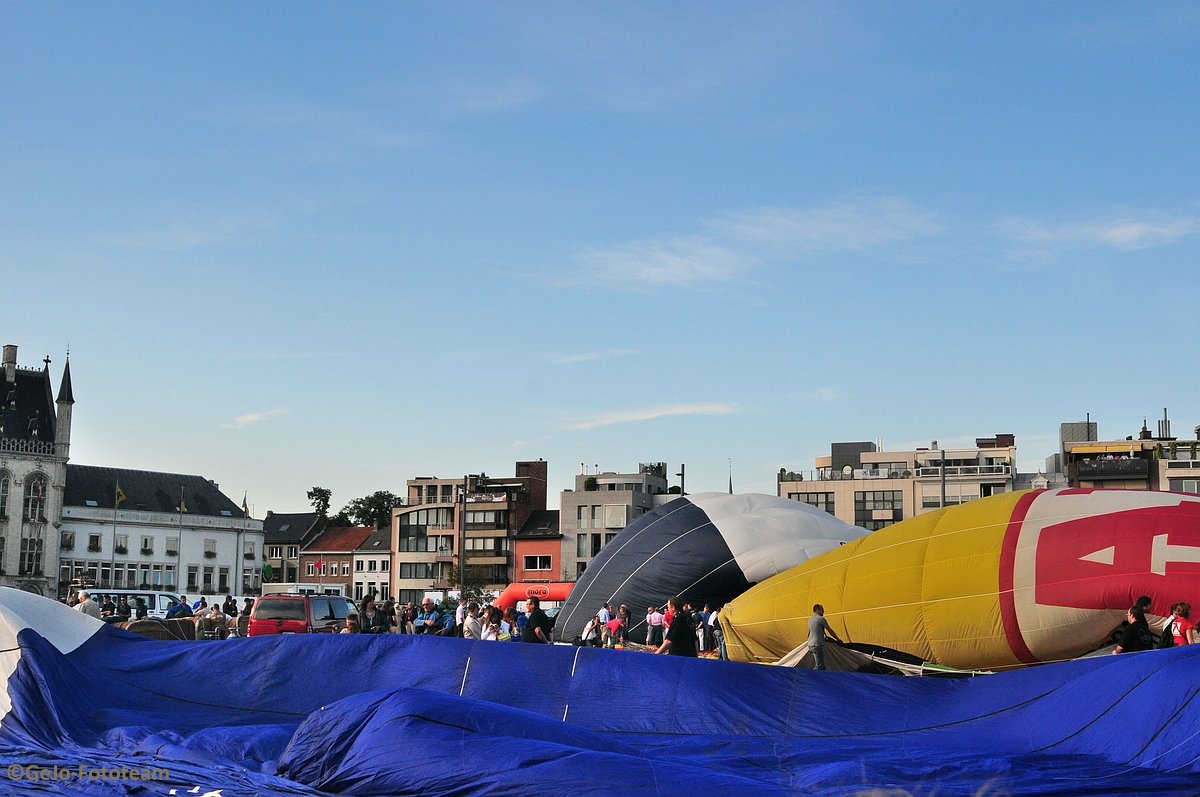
[2,345,15,383]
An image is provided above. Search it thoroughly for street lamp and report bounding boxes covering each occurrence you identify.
[931,441,946,508]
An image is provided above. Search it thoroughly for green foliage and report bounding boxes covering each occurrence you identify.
[339,490,401,529]
[307,487,332,516]
[583,477,598,491]
[450,564,494,607]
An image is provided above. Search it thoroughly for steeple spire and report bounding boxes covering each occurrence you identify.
[57,356,74,404]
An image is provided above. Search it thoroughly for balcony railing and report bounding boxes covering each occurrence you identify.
[0,437,58,456]
[1075,459,1150,480]
[914,465,1012,479]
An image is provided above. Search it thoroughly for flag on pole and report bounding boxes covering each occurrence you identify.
[115,483,127,508]
[241,493,249,517]
[178,487,187,514]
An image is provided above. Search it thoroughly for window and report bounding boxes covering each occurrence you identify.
[268,546,282,559]
[0,472,8,517]
[140,536,154,554]
[243,541,255,560]
[1169,479,1200,494]
[218,567,230,593]
[398,562,437,580]
[367,560,377,572]
[576,506,587,530]
[354,584,363,600]
[341,562,349,576]
[202,566,214,592]
[306,562,315,577]
[920,484,978,509]
[18,535,42,576]
[524,555,552,571]
[576,534,588,558]
[114,534,127,554]
[355,560,364,571]
[23,474,47,521]
[381,560,389,572]
[855,490,903,531]
[591,506,602,529]
[166,536,179,555]
[165,564,176,589]
[152,564,163,587]
[465,510,508,529]
[88,534,102,553]
[400,507,454,532]
[139,563,150,588]
[287,546,298,558]
[790,492,835,515]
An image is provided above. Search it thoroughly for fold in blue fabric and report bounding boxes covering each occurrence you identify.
[0,620,1197,796]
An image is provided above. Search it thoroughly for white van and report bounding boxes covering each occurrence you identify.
[83,589,184,620]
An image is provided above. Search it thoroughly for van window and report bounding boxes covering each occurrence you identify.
[254,599,306,620]
[330,599,354,620]
[310,597,333,622]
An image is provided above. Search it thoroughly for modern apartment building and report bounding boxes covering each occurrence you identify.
[777,436,1018,530]
[390,459,548,605]
[1054,411,1200,492]
[559,462,673,578]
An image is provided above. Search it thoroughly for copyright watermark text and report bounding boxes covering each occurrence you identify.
[7,763,170,783]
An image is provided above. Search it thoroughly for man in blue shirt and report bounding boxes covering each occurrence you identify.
[414,598,441,635]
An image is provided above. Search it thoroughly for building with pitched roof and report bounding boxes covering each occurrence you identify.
[262,511,324,585]
[352,527,392,602]
[0,344,73,597]
[60,465,263,598]
[299,525,373,597]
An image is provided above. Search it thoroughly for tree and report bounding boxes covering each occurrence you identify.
[307,487,332,517]
[452,564,495,608]
[338,490,402,529]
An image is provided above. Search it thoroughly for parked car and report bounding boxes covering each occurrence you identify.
[247,594,358,636]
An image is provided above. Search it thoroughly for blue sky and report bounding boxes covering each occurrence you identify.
[3,4,1198,514]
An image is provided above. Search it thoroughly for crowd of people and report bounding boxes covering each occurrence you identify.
[577,598,726,659]
[337,593,557,644]
[1112,596,1196,654]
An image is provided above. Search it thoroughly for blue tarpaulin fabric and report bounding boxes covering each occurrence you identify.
[0,592,1197,796]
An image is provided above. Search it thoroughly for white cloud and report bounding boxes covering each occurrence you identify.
[710,196,942,253]
[1000,210,1200,253]
[571,237,753,290]
[561,195,940,292]
[568,402,734,431]
[222,408,288,429]
[545,349,638,365]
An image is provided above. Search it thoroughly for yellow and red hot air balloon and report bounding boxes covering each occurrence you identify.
[721,488,1200,671]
